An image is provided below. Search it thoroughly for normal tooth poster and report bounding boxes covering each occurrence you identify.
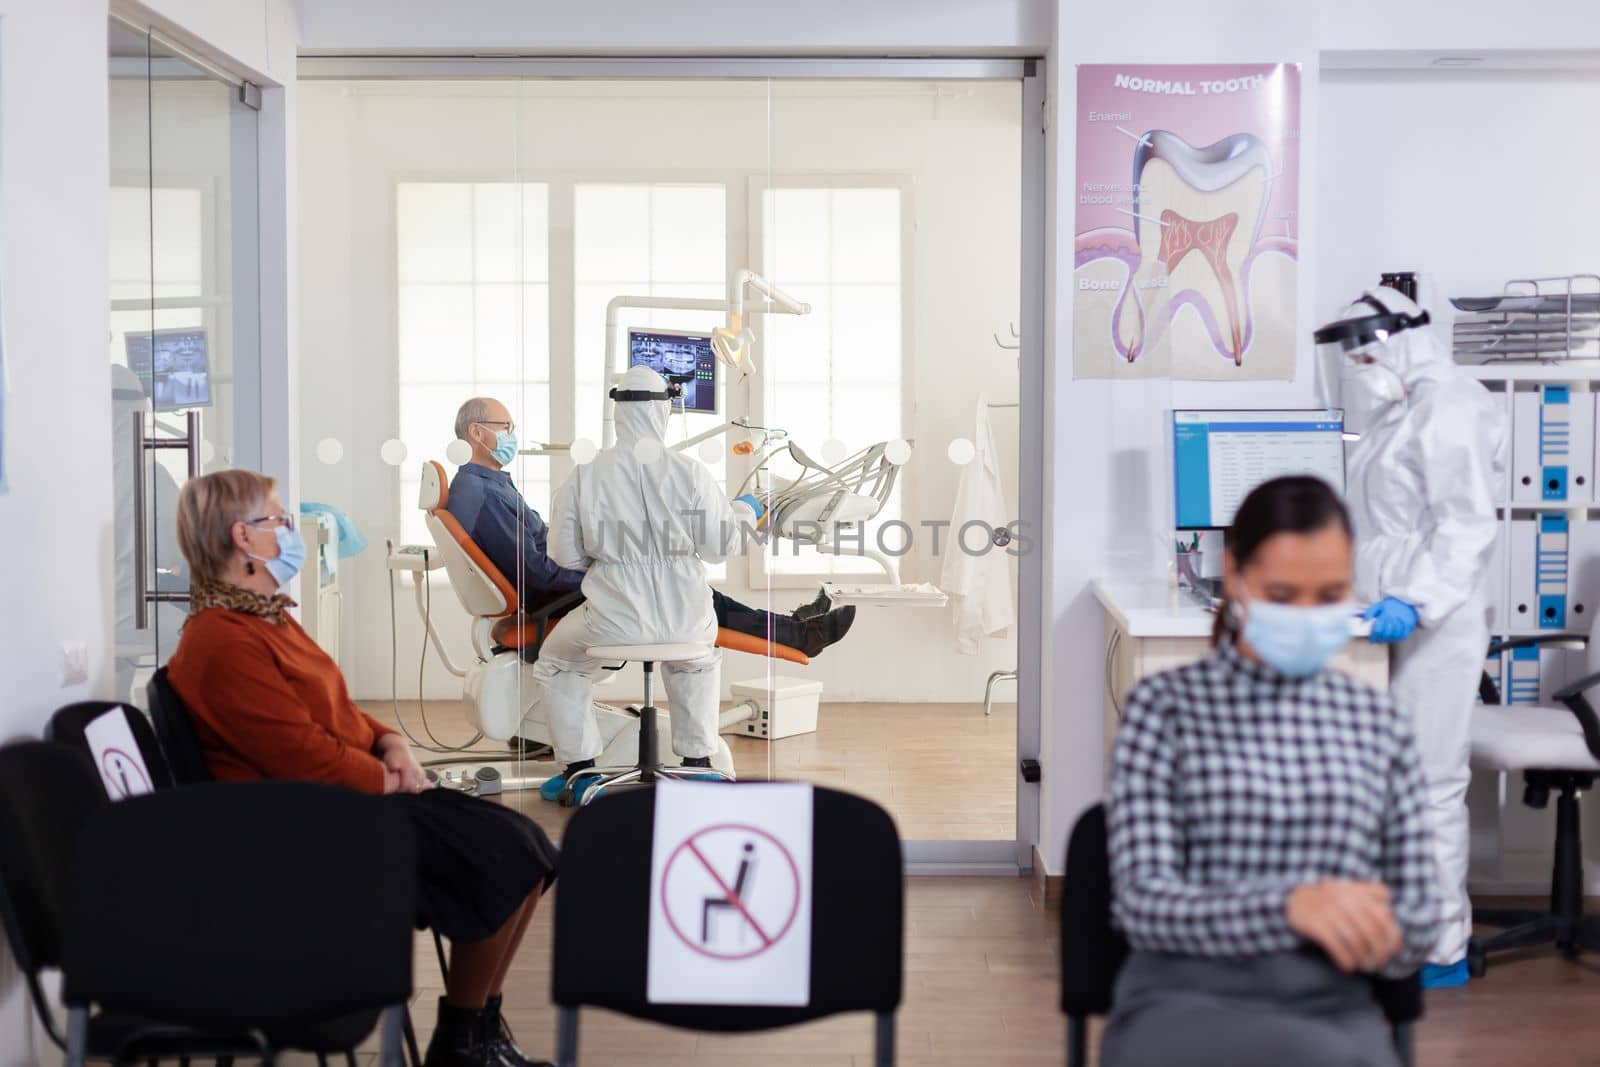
[1073,63,1301,381]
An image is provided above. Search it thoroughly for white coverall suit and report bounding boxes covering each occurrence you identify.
[1344,287,1508,965]
[524,365,735,765]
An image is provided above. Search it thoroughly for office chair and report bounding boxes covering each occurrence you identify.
[144,668,434,1063]
[1060,804,1422,1067]
[0,740,278,1064]
[61,781,415,1067]
[551,784,903,1066]
[47,700,175,795]
[1470,628,1600,974]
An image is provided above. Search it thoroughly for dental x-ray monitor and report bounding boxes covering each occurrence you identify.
[125,327,212,412]
[628,328,718,415]
[1173,409,1346,530]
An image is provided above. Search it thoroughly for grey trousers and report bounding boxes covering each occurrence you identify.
[1099,951,1400,1067]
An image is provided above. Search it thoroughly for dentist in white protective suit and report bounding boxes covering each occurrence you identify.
[525,364,736,800]
[1316,285,1508,990]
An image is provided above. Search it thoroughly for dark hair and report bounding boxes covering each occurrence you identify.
[1211,476,1353,645]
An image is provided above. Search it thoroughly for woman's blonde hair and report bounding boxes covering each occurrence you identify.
[176,469,277,584]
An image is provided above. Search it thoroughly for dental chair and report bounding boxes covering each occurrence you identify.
[413,460,812,793]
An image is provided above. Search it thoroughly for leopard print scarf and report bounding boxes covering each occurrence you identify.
[188,577,297,626]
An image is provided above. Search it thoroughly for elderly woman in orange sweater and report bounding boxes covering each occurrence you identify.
[165,469,555,1067]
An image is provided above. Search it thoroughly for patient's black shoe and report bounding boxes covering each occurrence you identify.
[481,994,551,1067]
[800,606,856,657]
[792,587,833,621]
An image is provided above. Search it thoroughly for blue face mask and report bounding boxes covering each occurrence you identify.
[491,430,518,467]
[247,524,306,587]
[1239,599,1354,678]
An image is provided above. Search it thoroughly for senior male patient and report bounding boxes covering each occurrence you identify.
[443,395,856,771]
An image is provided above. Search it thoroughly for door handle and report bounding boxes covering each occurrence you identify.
[134,410,204,629]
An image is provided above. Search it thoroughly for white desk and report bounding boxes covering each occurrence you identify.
[1094,579,1390,763]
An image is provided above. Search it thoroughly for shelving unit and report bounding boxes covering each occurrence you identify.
[1481,364,1600,705]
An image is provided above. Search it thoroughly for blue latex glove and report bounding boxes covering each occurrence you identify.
[734,492,766,522]
[1363,597,1420,644]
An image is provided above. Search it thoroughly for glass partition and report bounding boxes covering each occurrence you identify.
[107,17,261,704]
[298,72,1027,857]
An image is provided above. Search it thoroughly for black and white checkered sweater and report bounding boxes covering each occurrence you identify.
[1107,638,1441,976]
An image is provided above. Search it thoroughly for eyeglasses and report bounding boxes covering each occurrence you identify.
[244,513,295,531]
[477,419,516,435]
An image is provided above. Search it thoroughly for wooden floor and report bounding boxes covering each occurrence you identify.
[361,698,1018,842]
[335,701,1600,1066]
[310,877,1600,1066]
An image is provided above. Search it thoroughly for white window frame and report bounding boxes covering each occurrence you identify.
[745,173,918,589]
[390,174,556,546]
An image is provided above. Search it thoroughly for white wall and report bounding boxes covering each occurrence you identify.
[0,2,113,1060]
[298,0,1050,55]
[297,79,1023,704]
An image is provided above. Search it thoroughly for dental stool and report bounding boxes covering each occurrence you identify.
[566,644,735,805]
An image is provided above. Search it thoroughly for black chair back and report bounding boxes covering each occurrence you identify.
[1059,804,1128,1018]
[553,785,903,1032]
[146,667,215,785]
[47,701,175,795]
[61,781,415,1032]
[0,742,107,976]
[0,742,108,1046]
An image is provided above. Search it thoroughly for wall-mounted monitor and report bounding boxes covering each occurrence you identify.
[125,327,211,412]
[627,328,717,415]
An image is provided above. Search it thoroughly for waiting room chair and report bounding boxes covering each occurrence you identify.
[47,700,175,795]
[551,784,903,1066]
[61,780,416,1067]
[146,667,217,787]
[143,666,436,1065]
[1470,629,1600,974]
[1059,804,1422,1067]
[0,740,277,1064]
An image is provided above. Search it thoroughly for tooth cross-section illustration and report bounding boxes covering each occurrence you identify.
[1114,130,1272,366]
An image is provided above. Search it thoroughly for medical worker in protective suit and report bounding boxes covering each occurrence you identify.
[527,364,736,801]
[1315,285,1508,990]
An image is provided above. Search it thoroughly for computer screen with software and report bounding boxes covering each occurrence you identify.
[627,328,717,415]
[1173,409,1346,530]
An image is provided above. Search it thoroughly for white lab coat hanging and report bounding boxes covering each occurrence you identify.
[940,394,1014,654]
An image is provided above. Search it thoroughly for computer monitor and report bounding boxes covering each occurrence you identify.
[125,327,212,412]
[1173,409,1346,530]
[627,328,717,415]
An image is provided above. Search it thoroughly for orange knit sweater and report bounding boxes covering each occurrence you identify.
[167,607,395,794]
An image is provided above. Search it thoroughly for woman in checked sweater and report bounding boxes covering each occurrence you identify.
[1101,476,1441,1067]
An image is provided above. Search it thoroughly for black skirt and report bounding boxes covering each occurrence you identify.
[391,788,559,943]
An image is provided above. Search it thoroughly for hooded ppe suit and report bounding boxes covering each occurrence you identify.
[1342,286,1508,965]
[523,365,738,765]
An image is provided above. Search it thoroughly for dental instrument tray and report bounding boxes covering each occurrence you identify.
[1451,274,1600,363]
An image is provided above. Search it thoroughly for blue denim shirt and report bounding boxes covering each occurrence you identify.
[444,462,585,606]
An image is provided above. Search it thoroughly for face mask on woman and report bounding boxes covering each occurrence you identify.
[1237,598,1355,677]
[246,524,307,587]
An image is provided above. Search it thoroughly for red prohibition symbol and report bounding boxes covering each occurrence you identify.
[659,823,802,961]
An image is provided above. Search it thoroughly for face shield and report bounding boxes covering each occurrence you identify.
[1313,292,1432,369]
[1315,290,1435,431]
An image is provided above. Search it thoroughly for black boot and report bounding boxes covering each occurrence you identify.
[681,756,712,768]
[481,994,553,1067]
[792,586,833,621]
[799,606,857,657]
[423,997,492,1066]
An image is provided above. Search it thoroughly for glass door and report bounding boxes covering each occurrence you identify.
[108,17,261,705]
